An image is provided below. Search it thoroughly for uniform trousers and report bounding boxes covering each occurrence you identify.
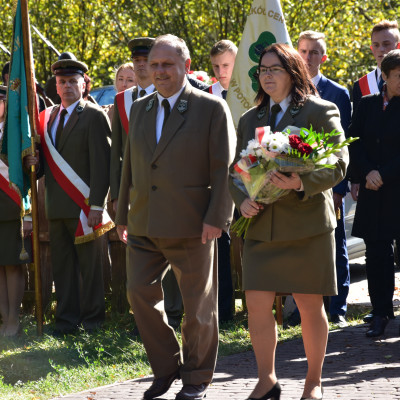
[329,199,350,316]
[365,239,395,318]
[49,219,105,330]
[217,231,233,322]
[126,234,218,385]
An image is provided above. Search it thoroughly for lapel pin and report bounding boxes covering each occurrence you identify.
[146,99,155,112]
[289,106,301,117]
[177,100,188,113]
[257,106,267,120]
[76,104,84,113]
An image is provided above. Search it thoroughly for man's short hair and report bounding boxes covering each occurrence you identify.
[210,40,238,57]
[371,20,400,42]
[297,30,327,55]
[151,34,190,62]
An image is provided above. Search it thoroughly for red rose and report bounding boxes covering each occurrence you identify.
[289,134,302,149]
[297,143,313,155]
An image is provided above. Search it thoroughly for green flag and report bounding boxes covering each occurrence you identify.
[0,0,33,213]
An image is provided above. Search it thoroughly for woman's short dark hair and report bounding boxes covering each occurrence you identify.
[381,49,400,77]
[254,43,317,109]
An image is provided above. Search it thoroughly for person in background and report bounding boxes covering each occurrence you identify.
[205,39,238,323]
[208,40,237,99]
[348,49,400,337]
[295,30,352,328]
[351,20,400,324]
[229,44,347,400]
[2,62,9,85]
[103,63,136,127]
[0,85,32,337]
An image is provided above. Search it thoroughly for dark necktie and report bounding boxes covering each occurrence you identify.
[55,109,68,148]
[378,76,384,91]
[162,99,170,129]
[269,103,282,132]
[139,89,147,98]
[221,90,227,100]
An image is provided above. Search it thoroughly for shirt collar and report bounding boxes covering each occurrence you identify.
[156,84,186,111]
[311,70,322,87]
[61,99,81,115]
[270,95,291,115]
[376,67,382,81]
[137,83,155,96]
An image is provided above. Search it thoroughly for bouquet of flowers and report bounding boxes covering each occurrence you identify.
[231,125,357,237]
[187,70,217,85]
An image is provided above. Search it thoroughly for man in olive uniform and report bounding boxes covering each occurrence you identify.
[111,37,183,330]
[29,58,111,335]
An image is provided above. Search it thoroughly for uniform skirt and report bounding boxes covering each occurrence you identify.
[242,230,337,295]
[0,220,32,265]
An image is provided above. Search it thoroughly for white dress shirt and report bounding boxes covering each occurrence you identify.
[137,84,155,98]
[50,99,80,144]
[269,95,292,129]
[155,85,186,143]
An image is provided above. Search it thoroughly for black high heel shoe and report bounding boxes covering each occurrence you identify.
[247,381,281,400]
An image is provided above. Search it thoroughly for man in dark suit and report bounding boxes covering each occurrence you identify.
[204,39,238,323]
[352,20,400,113]
[27,59,111,335]
[116,34,236,400]
[297,30,352,328]
[351,21,399,205]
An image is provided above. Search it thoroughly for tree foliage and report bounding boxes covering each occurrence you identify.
[0,0,398,94]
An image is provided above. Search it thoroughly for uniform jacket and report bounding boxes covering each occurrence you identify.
[115,83,236,238]
[317,74,352,196]
[348,93,400,241]
[0,190,20,221]
[229,95,348,242]
[110,86,138,200]
[41,99,111,220]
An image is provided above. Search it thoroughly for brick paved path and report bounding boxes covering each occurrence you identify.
[53,263,400,400]
[53,318,399,400]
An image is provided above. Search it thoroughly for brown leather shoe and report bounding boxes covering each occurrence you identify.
[143,370,180,399]
[175,383,208,400]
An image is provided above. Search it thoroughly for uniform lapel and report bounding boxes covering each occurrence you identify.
[143,93,158,153]
[47,105,60,146]
[132,87,138,102]
[151,84,190,163]
[316,74,327,98]
[276,103,296,132]
[58,99,86,152]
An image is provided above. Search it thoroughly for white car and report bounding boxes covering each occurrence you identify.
[344,192,366,260]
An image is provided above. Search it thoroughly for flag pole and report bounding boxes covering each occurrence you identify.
[20,0,43,335]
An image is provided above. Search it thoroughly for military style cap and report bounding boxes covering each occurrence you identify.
[128,37,155,57]
[51,58,88,77]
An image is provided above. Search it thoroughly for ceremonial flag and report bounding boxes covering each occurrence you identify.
[1,0,43,335]
[0,0,35,213]
[227,0,292,127]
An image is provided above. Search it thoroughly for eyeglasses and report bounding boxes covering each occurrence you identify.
[258,65,286,75]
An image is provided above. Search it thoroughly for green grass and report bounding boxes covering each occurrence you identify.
[0,303,371,400]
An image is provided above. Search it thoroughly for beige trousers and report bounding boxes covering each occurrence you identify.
[126,234,218,385]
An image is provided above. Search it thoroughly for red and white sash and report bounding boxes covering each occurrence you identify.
[39,107,114,244]
[208,81,223,98]
[358,70,379,97]
[116,87,135,135]
[0,125,21,207]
